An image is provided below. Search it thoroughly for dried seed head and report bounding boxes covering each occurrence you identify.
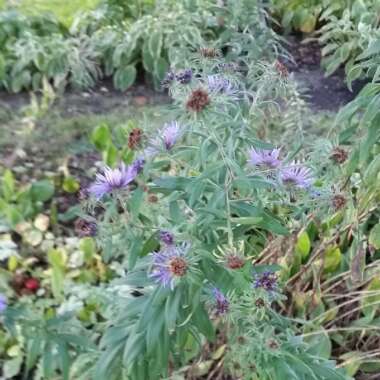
[267,339,279,350]
[332,194,347,211]
[330,147,348,164]
[148,194,159,203]
[200,47,220,58]
[255,298,265,308]
[186,88,210,112]
[75,219,97,237]
[78,187,90,201]
[226,254,245,269]
[128,128,143,150]
[274,60,288,78]
[169,257,188,277]
[11,273,26,293]
[237,336,246,345]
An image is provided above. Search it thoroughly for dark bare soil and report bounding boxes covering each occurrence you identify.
[285,35,366,111]
[0,78,169,118]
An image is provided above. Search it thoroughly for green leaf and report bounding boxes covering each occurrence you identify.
[57,341,70,380]
[295,231,311,261]
[48,249,66,299]
[193,304,215,341]
[30,180,55,202]
[91,123,111,151]
[103,143,118,167]
[165,287,182,330]
[80,237,96,263]
[113,65,137,91]
[231,217,263,225]
[323,246,342,273]
[123,332,145,368]
[340,351,362,376]
[154,57,169,80]
[369,223,380,249]
[62,176,80,193]
[2,169,15,201]
[305,330,331,359]
[142,41,155,73]
[148,32,162,59]
[361,277,380,320]
[129,187,144,217]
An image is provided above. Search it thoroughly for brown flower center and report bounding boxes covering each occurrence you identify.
[186,88,210,112]
[274,60,288,77]
[169,257,188,277]
[330,147,348,164]
[227,255,245,269]
[128,128,143,150]
[332,194,346,210]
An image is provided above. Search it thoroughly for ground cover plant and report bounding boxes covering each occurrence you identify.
[0,0,282,92]
[0,1,380,380]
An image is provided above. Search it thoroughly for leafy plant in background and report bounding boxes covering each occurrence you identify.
[0,169,54,230]
[272,0,349,33]
[0,0,282,92]
[318,0,380,79]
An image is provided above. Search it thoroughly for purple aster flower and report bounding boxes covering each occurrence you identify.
[253,271,278,292]
[88,163,138,199]
[207,74,237,97]
[161,70,175,87]
[280,163,313,189]
[248,147,281,169]
[150,243,190,290]
[159,230,174,246]
[145,121,181,157]
[212,288,229,316]
[0,294,7,313]
[176,69,192,84]
[161,121,181,150]
[132,157,145,174]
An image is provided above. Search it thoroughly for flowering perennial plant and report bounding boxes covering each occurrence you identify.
[1,52,352,380]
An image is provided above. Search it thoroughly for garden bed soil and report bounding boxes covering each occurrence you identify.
[0,78,169,118]
[0,36,367,118]
[286,35,366,111]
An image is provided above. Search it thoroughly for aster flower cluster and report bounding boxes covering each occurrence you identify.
[162,69,193,87]
[89,162,141,199]
[253,271,278,292]
[145,121,182,157]
[150,241,191,290]
[207,74,238,98]
[212,288,229,316]
[248,147,314,189]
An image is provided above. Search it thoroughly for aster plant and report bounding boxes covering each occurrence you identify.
[1,50,351,380]
[83,51,349,380]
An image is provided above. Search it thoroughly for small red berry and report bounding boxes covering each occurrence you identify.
[24,278,40,292]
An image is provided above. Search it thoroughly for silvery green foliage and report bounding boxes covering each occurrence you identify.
[0,0,283,92]
[74,54,350,380]
[318,0,380,83]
